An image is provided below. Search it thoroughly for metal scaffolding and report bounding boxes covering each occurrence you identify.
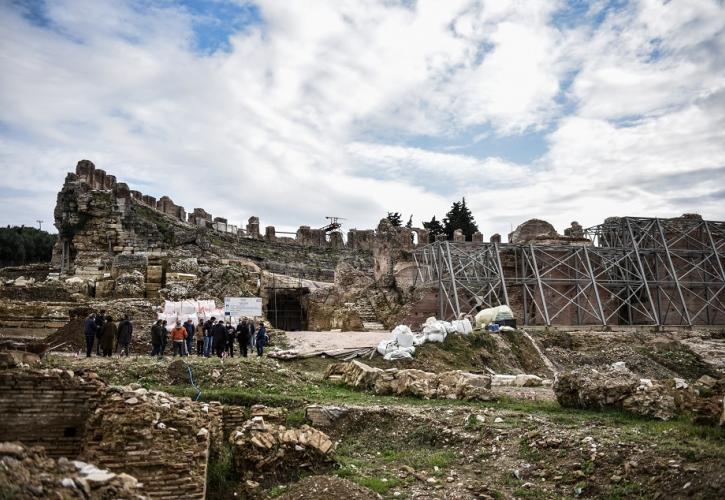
[412,216,725,326]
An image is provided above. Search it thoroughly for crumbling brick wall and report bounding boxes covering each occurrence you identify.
[0,369,104,458]
[0,369,222,500]
[81,389,217,500]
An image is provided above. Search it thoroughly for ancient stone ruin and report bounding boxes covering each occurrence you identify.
[0,367,336,499]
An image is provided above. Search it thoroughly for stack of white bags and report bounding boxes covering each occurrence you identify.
[157,300,224,331]
[377,316,473,361]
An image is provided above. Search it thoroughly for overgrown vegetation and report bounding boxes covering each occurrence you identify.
[206,443,238,499]
[0,226,56,266]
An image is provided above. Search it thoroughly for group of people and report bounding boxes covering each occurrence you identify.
[150,316,268,358]
[83,311,268,359]
[83,311,134,357]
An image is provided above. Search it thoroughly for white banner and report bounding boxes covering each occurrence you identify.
[224,297,262,318]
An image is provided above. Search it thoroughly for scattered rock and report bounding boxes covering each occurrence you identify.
[277,475,381,500]
[325,361,495,401]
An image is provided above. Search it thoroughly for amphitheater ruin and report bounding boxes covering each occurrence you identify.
[1,159,724,499]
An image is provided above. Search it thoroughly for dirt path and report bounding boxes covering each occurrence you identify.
[283,330,392,353]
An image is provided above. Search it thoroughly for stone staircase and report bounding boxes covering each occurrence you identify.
[350,292,387,331]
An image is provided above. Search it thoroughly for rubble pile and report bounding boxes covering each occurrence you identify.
[228,417,335,484]
[554,364,725,423]
[324,360,496,401]
[0,442,147,499]
[113,271,145,297]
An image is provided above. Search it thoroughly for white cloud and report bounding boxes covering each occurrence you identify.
[0,0,723,240]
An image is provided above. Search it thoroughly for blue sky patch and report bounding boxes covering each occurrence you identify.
[173,0,262,54]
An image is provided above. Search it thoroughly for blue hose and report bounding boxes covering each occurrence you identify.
[184,362,202,401]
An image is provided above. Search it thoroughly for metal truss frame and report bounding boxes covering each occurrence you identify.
[412,217,725,326]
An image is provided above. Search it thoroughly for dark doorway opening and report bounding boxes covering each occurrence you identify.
[266,287,309,331]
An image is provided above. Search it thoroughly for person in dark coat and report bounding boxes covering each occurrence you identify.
[196,319,205,356]
[151,320,164,357]
[116,315,133,356]
[183,319,195,355]
[248,320,256,349]
[100,315,116,357]
[203,317,215,357]
[236,319,251,357]
[160,320,168,356]
[95,310,106,355]
[255,321,267,357]
[212,320,227,357]
[225,323,235,357]
[83,313,98,357]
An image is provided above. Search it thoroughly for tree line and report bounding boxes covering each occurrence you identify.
[386,197,479,243]
[0,226,57,267]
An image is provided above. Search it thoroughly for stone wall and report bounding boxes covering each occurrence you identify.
[0,369,104,458]
[53,160,437,279]
[0,369,219,500]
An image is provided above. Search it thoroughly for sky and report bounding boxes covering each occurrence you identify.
[1,0,724,238]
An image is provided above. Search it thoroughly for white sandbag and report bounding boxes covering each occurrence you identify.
[412,333,427,346]
[384,349,413,360]
[442,321,457,334]
[393,325,414,348]
[187,312,198,324]
[424,316,438,326]
[451,318,473,335]
[159,312,177,323]
[181,300,196,315]
[422,323,445,335]
[163,301,175,315]
[426,332,447,343]
[377,340,398,356]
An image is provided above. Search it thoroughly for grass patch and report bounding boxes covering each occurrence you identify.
[286,408,307,427]
[354,476,401,494]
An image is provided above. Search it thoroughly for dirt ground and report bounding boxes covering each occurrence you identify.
[5,324,724,499]
[284,331,393,353]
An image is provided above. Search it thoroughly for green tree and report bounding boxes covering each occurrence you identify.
[422,216,445,243]
[405,215,413,229]
[386,212,403,227]
[0,226,56,266]
[442,197,478,241]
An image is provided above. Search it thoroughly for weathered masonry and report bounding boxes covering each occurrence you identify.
[414,215,725,326]
[0,369,218,499]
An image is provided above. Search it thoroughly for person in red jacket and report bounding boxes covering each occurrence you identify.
[170,321,188,357]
